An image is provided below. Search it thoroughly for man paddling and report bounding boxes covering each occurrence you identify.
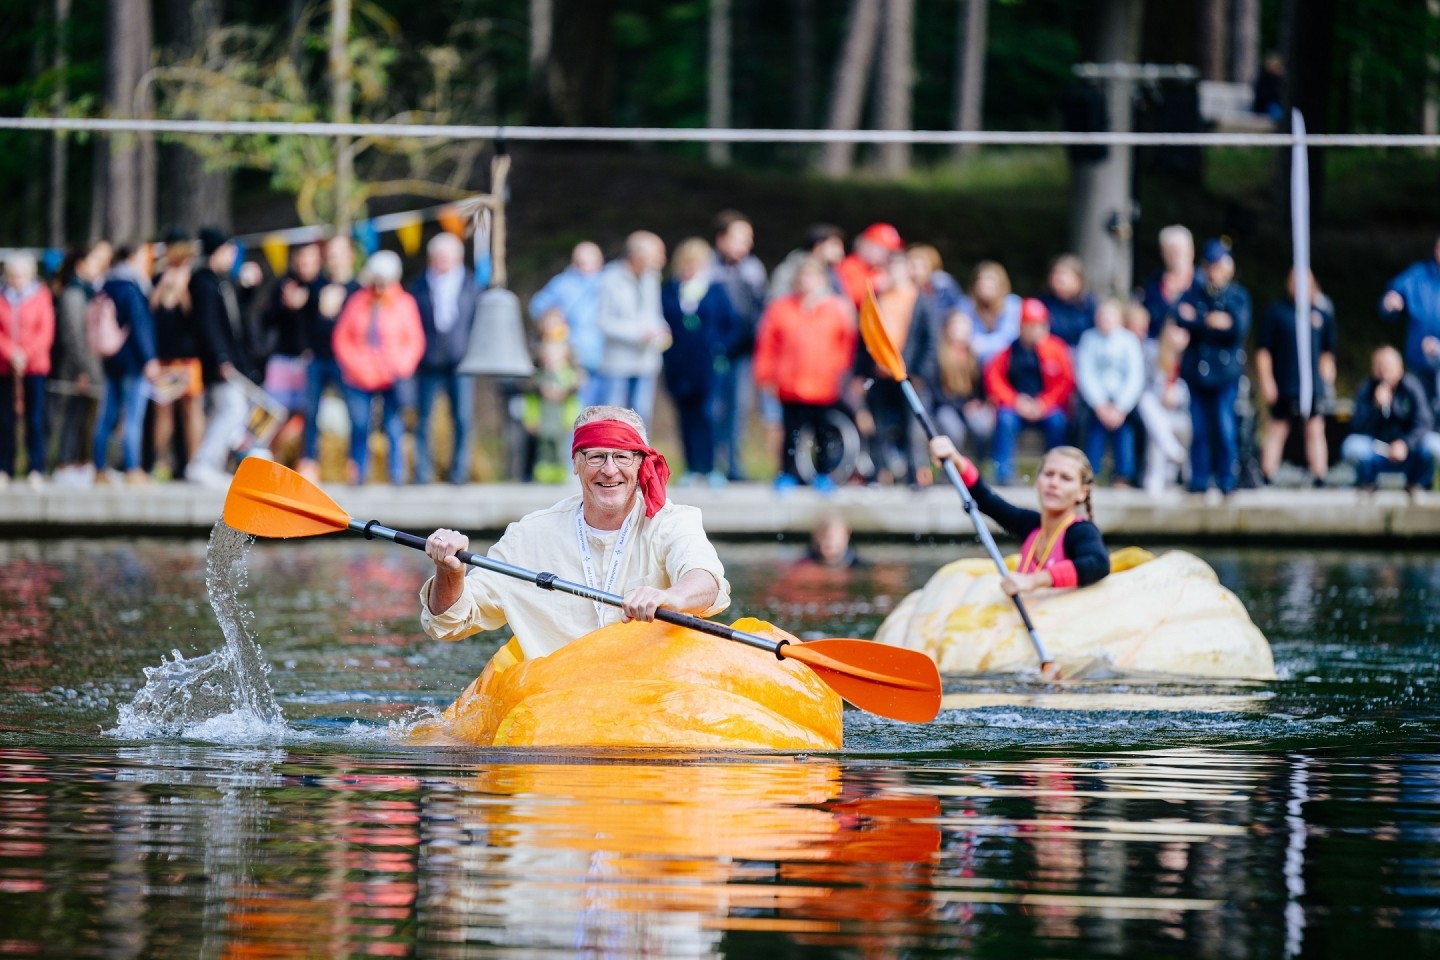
[420,405,731,659]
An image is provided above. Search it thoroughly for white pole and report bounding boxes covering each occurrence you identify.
[1291,109,1312,420]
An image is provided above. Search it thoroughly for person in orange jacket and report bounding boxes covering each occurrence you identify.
[754,257,857,490]
[333,250,425,484]
[985,297,1076,484]
[835,222,902,310]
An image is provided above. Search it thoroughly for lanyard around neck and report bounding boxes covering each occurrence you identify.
[574,507,634,626]
[1019,514,1077,574]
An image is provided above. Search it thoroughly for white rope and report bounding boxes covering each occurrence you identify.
[6,115,1440,148]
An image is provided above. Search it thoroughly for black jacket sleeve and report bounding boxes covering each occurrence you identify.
[1061,520,1111,586]
[967,477,1041,542]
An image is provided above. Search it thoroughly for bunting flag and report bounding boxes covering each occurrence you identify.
[354,220,381,257]
[438,205,466,238]
[261,234,290,276]
[395,215,423,255]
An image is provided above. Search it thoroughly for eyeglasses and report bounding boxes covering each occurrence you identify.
[580,450,641,468]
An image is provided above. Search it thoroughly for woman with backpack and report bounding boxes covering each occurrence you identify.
[93,244,159,484]
[51,242,113,484]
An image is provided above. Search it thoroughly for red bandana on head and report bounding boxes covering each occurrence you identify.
[571,420,671,518]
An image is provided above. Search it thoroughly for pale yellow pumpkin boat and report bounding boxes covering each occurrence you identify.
[413,618,846,750]
[874,548,1277,679]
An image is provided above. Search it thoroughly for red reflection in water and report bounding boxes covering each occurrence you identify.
[0,561,60,687]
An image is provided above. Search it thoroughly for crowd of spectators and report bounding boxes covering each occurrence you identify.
[2,215,1439,498]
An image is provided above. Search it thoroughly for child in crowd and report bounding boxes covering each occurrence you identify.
[1076,299,1145,486]
[526,310,582,483]
[1134,312,1193,495]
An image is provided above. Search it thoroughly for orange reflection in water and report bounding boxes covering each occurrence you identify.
[219,760,940,957]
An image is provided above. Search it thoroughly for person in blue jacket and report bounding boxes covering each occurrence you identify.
[661,237,738,486]
[1380,235,1440,416]
[1175,238,1251,496]
[93,243,159,482]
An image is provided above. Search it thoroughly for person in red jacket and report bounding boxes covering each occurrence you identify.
[985,297,1075,484]
[333,250,425,484]
[835,223,902,309]
[754,257,857,490]
[0,252,56,486]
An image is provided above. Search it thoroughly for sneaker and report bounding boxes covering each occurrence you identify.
[25,470,45,489]
[0,472,9,490]
[706,471,729,489]
[774,473,800,494]
[124,468,151,485]
[184,462,228,489]
[813,474,837,495]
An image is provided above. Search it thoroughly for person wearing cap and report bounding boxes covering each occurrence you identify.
[419,404,730,659]
[187,227,264,487]
[984,297,1076,485]
[836,222,902,310]
[332,250,425,485]
[1175,238,1251,496]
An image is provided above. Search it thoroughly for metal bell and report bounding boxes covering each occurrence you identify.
[457,287,535,376]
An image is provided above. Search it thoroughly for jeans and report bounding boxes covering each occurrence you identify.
[302,356,346,461]
[597,374,659,429]
[189,381,249,475]
[1,374,48,476]
[992,407,1069,484]
[1342,433,1435,488]
[414,369,475,484]
[673,392,716,476]
[1083,409,1137,483]
[92,374,146,472]
[713,355,755,480]
[346,384,407,484]
[1187,381,1240,493]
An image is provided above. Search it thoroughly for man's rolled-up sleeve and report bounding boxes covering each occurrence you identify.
[660,506,731,616]
[418,569,507,641]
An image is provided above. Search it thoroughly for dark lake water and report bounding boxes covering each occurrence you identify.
[1,533,1437,958]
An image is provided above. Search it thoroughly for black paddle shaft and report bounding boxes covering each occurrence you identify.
[348,519,788,658]
[897,379,1053,666]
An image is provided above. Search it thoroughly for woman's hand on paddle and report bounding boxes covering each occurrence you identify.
[928,435,973,474]
[1001,570,1051,597]
[424,528,469,575]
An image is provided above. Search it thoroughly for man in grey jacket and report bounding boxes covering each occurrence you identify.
[410,233,479,484]
[595,231,669,429]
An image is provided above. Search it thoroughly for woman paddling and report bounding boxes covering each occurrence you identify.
[928,436,1110,596]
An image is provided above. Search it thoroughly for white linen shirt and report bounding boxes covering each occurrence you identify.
[419,495,730,659]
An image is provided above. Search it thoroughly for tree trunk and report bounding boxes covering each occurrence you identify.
[529,0,552,81]
[1232,0,1260,85]
[1068,0,1142,298]
[789,0,817,128]
[104,0,156,244]
[330,0,354,235]
[708,0,732,166]
[877,0,914,176]
[1197,0,1227,81]
[531,0,616,126]
[49,0,71,248]
[953,0,988,161]
[159,0,231,233]
[820,0,882,177]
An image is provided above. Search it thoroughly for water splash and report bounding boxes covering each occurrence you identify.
[111,522,287,741]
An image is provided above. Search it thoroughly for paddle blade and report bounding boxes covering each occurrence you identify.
[783,639,942,723]
[859,286,907,380]
[223,458,352,539]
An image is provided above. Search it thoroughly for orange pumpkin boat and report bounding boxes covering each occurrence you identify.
[412,618,845,750]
